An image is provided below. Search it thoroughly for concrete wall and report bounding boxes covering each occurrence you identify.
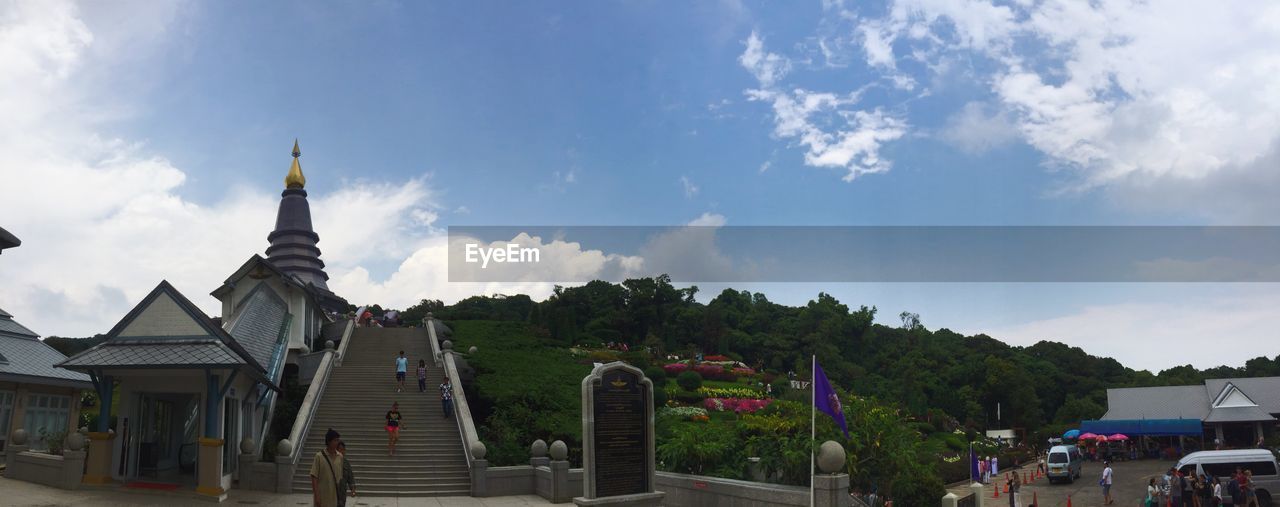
[655,472,810,507]
[237,456,278,492]
[485,466,537,497]
[5,448,86,490]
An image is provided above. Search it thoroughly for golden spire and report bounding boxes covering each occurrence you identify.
[285,138,306,189]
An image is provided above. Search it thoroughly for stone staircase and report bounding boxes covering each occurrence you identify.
[291,326,470,496]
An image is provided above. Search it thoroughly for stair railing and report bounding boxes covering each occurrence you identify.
[333,319,355,366]
[284,347,336,467]
[427,317,481,470]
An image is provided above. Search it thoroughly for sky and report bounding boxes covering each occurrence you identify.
[1,0,1279,372]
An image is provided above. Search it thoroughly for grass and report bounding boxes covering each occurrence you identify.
[449,320,593,466]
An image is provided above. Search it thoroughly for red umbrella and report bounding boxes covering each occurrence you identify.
[1078,432,1099,440]
[1108,434,1129,440]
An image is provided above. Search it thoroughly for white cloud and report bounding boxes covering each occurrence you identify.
[680,175,699,198]
[854,0,1280,217]
[687,212,727,227]
[981,291,1280,372]
[740,32,908,181]
[939,101,1020,154]
[738,31,791,88]
[757,160,771,173]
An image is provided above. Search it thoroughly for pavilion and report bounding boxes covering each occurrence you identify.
[54,141,347,501]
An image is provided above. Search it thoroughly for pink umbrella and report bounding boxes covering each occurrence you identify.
[1094,434,1109,442]
[1078,432,1099,440]
[1108,434,1129,441]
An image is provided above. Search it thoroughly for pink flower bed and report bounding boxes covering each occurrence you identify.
[663,363,690,376]
[703,397,772,414]
[665,363,757,381]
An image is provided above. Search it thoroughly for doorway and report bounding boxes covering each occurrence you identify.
[134,393,200,487]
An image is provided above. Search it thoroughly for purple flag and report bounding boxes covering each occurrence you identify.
[813,360,849,438]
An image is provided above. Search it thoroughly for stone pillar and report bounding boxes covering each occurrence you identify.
[275,439,296,494]
[196,437,226,500]
[813,473,851,507]
[941,492,959,507]
[550,440,573,504]
[470,441,489,497]
[813,441,850,507]
[61,450,87,489]
[970,481,986,507]
[82,431,115,485]
[531,439,551,468]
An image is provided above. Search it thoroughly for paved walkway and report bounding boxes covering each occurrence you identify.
[948,459,1176,507]
[0,476,554,507]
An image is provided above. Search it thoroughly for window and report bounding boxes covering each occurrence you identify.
[1180,464,1197,477]
[0,391,13,451]
[1049,453,1068,464]
[1201,460,1279,477]
[24,394,71,450]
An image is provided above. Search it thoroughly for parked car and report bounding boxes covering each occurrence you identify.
[1176,449,1279,506]
[1047,445,1084,484]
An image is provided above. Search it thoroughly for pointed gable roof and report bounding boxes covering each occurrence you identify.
[57,281,273,387]
[212,254,347,314]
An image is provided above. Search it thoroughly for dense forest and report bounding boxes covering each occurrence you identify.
[395,276,1280,441]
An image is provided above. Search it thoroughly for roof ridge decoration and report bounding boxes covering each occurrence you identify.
[1212,381,1259,408]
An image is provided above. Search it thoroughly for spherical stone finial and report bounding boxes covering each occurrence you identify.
[65,432,86,451]
[470,441,487,460]
[300,345,311,355]
[550,440,568,461]
[12,428,27,445]
[240,437,255,454]
[426,312,434,319]
[531,439,548,458]
[817,440,846,474]
[468,346,478,355]
[324,339,336,351]
[277,439,294,457]
[78,426,89,435]
[442,340,453,351]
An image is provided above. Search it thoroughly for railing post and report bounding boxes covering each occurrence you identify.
[942,492,959,507]
[970,481,986,507]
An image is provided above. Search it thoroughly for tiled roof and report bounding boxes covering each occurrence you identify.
[1101,385,1210,420]
[0,308,39,338]
[0,335,91,385]
[58,340,245,368]
[1205,377,1280,414]
[225,283,289,368]
[1204,405,1275,423]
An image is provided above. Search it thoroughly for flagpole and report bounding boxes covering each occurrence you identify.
[810,354,816,507]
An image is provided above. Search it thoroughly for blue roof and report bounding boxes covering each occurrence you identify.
[1081,418,1203,436]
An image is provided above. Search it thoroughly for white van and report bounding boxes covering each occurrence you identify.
[1176,449,1279,506]
[1047,445,1083,484]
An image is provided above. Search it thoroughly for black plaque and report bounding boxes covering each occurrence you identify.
[591,369,649,497]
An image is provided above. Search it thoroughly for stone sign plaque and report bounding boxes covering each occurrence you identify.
[591,368,648,496]
[576,362,664,506]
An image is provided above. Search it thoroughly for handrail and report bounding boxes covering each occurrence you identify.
[425,317,443,367]
[253,316,293,457]
[427,317,480,469]
[286,349,335,465]
[444,350,481,468]
[333,319,355,366]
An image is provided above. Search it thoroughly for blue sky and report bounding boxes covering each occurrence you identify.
[2,0,1279,371]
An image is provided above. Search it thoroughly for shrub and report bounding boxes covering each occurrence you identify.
[703,397,772,414]
[644,366,667,387]
[653,387,668,409]
[674,390,705,405]
[588,350,621,363]
[769,377,790,397]
[676,371,703,391]
[693,364,736,382]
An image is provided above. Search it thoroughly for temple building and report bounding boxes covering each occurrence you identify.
[54,142,349,500]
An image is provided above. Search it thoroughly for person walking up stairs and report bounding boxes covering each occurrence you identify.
[292,326,470,496]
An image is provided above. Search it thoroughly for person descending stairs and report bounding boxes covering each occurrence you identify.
[291,326,470,496]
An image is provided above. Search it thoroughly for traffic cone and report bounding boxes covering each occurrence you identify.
[1066,494,1072,507]
[993,483,1000,498]
[1032,491,1038,507]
